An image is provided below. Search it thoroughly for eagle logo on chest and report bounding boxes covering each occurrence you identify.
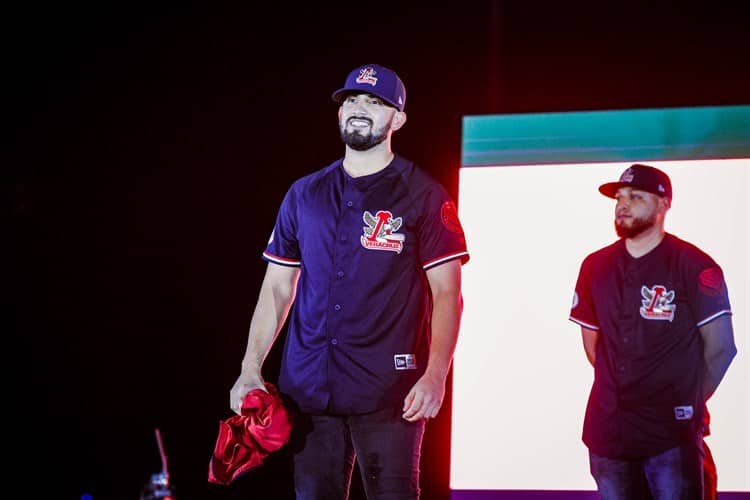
[361,210,405,254]
[639,285,676,322]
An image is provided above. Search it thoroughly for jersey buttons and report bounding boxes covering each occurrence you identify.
[334,304,342,311]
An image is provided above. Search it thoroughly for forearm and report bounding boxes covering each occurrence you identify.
[240,267,299,374]
[581,328,598,367]
[424,288,463,381]
[700,315,737,401]
[702,346,737,401]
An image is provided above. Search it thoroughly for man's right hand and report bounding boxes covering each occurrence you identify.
[229,372,267,415]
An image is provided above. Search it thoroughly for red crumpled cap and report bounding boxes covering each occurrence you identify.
[208,382,292,485]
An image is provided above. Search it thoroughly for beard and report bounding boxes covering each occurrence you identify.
[615,212,657,239]
[339,117,389,151]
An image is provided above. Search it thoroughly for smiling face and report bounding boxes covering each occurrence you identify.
[613,187,669,239]
[338,93,403,151]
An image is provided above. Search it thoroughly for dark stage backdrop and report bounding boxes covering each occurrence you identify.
[6,3,749,499]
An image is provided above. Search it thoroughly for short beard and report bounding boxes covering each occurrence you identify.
[339,119,389,151]
[615,213,656,239]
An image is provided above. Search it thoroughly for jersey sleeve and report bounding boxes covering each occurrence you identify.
[417,184,469,270]
[569,256,600,330]
[686,255,732,327]
[262,186,301,267]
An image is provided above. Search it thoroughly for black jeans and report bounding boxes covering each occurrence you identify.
[290,406,426,500]
[589,440,704,500]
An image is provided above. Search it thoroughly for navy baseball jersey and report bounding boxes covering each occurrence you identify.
[263,154,469,415]
[569,233,731,459]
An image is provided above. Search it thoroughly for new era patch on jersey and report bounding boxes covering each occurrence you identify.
[394,354,417,370]
[674,405,694,420]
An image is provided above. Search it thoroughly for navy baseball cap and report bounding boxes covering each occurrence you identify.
[599,163,673,200]
[331,63,406,111]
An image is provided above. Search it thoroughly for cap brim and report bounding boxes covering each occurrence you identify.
[331,88,351,104]
[598,182,623,198]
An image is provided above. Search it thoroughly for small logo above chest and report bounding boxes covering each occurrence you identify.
[361,210,405,254]
[640,285,676,322]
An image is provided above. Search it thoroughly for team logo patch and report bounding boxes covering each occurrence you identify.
[394,354,417,370]
[361,210,405,253]
[571,291,579,309]
[674,405,694,420]
[620,167,634,183]
[699,267,724,297]
[640,285,676,322]
[440,201,463,234]
[355,67,378,86]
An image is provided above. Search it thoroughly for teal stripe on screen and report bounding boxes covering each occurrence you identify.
[461,105,750,167]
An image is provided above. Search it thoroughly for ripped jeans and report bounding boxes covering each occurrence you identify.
[290,406,425,500]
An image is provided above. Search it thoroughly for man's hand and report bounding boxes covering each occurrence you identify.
[229,372,267,415]
[402,373,446,422]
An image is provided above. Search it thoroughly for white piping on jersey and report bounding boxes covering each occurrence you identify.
[423,251,469,270]
[696,309,732,327]
[569,316,600,331]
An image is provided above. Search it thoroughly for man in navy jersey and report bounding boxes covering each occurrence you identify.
[229,63,469,499]
[569,163,737,499]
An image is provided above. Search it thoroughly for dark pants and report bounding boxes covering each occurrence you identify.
[290,406,426,500]
[589,440,704,500]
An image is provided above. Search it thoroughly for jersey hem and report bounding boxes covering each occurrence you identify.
[422,251,469,270]
[696,309,732,327]
[262,252,301,267]
[569,316,600,330]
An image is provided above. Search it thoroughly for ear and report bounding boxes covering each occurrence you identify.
[390,111,407,131]
[338,107,343,121]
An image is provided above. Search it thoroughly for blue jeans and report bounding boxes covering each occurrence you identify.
[589,442,704,499]
[290,406,426,500]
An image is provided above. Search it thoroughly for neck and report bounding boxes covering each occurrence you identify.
[625,224,665,258]
[342,141,394,178]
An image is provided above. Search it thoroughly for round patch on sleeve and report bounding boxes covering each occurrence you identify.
[698,266,724,296]
[440,201,464,234]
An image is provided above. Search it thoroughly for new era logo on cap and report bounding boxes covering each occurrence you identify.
[332,63,407,112]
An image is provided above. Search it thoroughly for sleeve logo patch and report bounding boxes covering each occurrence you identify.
[440,201,464,234]
[699,267,724,297]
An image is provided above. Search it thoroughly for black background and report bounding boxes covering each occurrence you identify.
[6,2,749,499]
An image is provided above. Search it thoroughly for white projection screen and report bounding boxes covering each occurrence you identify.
[451,106,750,499]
